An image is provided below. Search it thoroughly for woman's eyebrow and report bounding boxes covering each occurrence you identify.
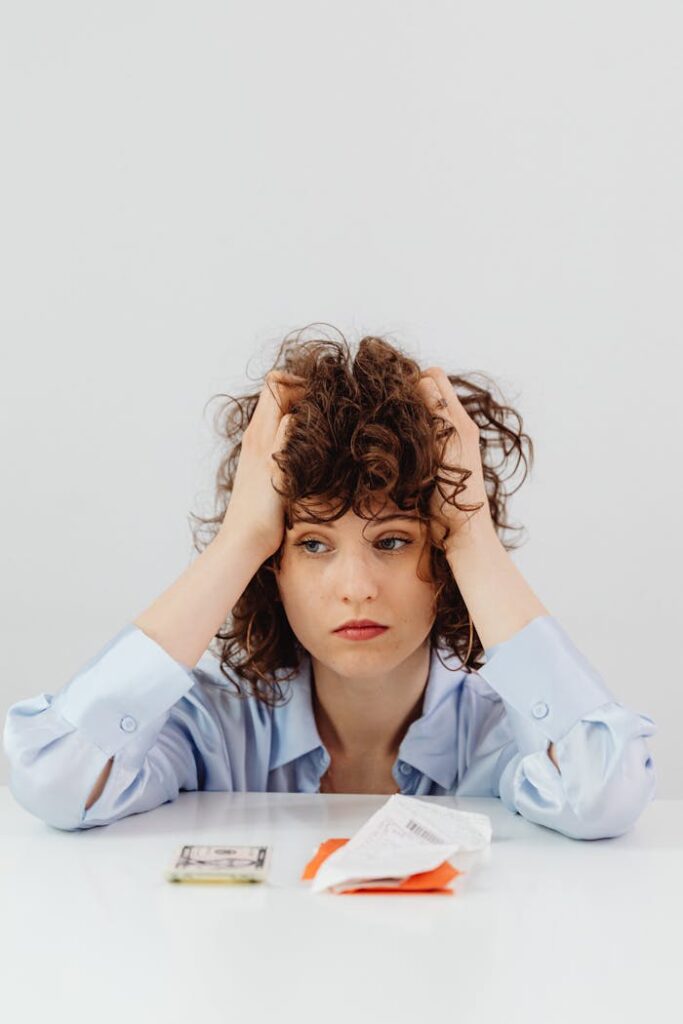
[369,513,421,523]
[291,513,420,525]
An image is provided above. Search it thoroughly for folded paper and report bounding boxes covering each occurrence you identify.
[302,795,492,894]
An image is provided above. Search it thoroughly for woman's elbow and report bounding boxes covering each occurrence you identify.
[569,751,657,840]
[8,772,86,831]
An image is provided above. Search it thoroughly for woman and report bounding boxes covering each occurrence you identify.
[3,326,657,837]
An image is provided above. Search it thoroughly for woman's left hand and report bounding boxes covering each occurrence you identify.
[416,366,495,552]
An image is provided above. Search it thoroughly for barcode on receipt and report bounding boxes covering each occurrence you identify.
[405,819,444,843]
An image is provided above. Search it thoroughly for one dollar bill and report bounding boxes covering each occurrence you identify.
[164,844,272,884]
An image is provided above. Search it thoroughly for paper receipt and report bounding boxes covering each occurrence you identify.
[310,795,491,894]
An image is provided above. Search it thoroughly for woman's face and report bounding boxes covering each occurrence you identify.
[274,502,438,676]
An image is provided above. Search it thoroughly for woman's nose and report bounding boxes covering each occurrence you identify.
[331,549,381,601]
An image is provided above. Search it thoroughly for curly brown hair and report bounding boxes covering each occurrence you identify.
[189,323,534,707]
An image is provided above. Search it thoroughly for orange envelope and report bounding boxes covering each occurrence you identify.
[301,837,462,894]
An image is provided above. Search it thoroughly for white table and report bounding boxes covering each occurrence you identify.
[0,787,677,1024]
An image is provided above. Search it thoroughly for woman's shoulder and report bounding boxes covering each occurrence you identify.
[183,649,295,729]
[461,667,502,705]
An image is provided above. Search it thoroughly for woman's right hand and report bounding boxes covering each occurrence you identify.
[219,370,306,559]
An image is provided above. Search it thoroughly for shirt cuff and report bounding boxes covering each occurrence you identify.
[55,623,197,757]
[478,615,616,745]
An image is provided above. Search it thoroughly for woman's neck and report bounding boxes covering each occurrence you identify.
[310,641,431,760]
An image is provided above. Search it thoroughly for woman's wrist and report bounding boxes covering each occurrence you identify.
[215,514,276,567]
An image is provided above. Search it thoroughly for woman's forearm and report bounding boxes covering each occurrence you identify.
[133,518,271,670]
[445,521,550,651]
[445,523,560,771]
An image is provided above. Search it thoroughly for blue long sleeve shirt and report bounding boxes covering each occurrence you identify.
[3,614,657,839]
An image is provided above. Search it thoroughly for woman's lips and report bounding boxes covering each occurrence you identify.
[333,625,389,641]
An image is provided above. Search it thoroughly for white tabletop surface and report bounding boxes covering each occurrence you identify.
[0,786,678,1024]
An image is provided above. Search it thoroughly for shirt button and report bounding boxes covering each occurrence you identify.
[399,763,412,775]
[531,701,549,719]
[120,715,137,733]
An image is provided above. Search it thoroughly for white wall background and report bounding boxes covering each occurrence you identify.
[1,2,680,795]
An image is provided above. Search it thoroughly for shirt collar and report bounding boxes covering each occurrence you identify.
[268,645,466,790]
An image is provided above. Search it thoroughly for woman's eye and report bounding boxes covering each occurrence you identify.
[297,538,326,554]
[295,536,412,555]
[376,536,411,551]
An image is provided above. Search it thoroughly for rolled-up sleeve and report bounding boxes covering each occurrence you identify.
[3,623,199,831]
[476,615,657,840]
